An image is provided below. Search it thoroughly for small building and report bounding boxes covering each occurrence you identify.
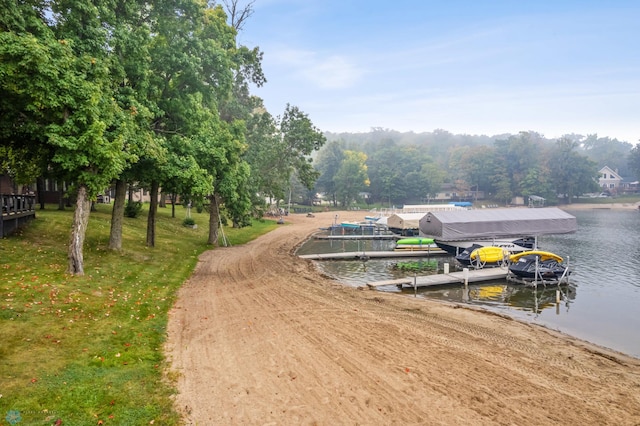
[528,195,545,208]
[598,166,623,192]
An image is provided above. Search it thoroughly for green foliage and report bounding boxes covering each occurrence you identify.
[629,143,640,182]
[182,216,196,226]
[392,260,438,273]
[124,201,143,218]
[0,204,278,425]
[334,150,369,206]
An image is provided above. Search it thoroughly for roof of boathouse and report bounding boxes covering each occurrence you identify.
[418,207,577,241]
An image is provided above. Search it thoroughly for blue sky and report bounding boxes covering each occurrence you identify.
[237,1,639,143]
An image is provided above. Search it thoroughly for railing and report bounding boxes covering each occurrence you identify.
[1,194,36,215]
[1,194,37,237]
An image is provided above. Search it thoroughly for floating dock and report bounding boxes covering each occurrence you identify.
[299,249,448,260]
[367,267,509,289]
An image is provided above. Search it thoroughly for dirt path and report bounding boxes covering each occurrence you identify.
[165,211,640,425]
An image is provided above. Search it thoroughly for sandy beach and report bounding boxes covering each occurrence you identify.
[165,207,640,425]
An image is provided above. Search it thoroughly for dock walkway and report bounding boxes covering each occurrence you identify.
[367,268,508,289]
[314,234,398,240]
[299,249,447,260]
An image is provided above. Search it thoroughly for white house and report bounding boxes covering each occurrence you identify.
[598,166,623,192]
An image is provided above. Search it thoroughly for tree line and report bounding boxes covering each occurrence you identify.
[312,130,640,207]
[0,0,325,275]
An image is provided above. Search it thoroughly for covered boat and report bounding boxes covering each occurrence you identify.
[386,213,426,236]
[419,207,577,255]
[508,251,569,281]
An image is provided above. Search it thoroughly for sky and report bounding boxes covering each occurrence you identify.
[236,0,640,143]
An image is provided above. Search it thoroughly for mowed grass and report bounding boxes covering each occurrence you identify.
[0,203,278,425]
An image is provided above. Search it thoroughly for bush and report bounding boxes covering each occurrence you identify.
[124,201,143,218]
[183,216,196,227]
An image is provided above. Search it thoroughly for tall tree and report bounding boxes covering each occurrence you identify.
[548,137,600,202]
[279,104,326,190]
[334,150,369,207]
[628,143,640,182]
[315,140,346,206]
[1,3,131,274]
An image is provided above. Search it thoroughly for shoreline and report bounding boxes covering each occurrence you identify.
[166,210,640,425]
[559,201,640,210]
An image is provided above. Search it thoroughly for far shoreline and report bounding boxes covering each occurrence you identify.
[559,201,640,210]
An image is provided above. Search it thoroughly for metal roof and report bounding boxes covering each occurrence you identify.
[419,207,577,241]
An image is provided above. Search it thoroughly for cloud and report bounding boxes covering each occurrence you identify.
[269,48,362,89]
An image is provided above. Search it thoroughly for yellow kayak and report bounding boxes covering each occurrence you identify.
[509,250,563,263]
[470,246,509,264]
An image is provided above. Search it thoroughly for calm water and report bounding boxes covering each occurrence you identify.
[297,209,640,358]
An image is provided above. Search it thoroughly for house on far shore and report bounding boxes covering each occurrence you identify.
[598,166,623,193]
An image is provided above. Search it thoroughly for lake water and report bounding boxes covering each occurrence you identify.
[296,209,640,358]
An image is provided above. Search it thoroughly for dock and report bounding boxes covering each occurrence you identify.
[367,267,509,289]
[299,249,448,260]
[314,234,399,240]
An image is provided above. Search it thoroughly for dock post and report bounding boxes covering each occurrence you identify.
[414,273,417,297]
[444,263,449,274]
[463,268,469,286]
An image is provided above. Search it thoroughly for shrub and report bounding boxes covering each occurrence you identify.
[124,201,143,218]
[183,217,196,227]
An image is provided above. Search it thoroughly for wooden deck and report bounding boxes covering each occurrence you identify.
[367,267,509,289]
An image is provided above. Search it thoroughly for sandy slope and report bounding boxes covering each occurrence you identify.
[165,210,640,425]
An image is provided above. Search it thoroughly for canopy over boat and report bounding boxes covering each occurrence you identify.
[386,213,426,231]
[419,207,577,241]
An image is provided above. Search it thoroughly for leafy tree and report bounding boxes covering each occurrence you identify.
[243,106,282,203]
[315,140,346,206]
[244,104,325,207]
[334,150,369,206]
[548,137,600,201]
[449,145,496,199]
[279,104,326,190]
[629,143,640,182]
[582,134,633,176]
[365,140,410,206]
[1,4,131,274]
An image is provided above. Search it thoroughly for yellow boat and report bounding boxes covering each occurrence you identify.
[509,250,563,263]
[470,246,509,264]
[456,245,508,268]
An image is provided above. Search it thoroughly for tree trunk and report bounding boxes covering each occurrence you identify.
[68,184,91,275]
[57,181,65,210]
[208,193,221,246]
[36,177,45,210]
[159,191,166,208]
[146,180,159,247]
[171,193,176,218]
[108,179,126,250]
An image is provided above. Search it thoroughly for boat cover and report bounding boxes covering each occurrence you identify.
[387,213,426,230]
[419,207,577,240]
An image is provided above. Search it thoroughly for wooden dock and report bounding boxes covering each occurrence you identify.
[314,234,398,240]
[367,267,509,289]
[299,249,448,260]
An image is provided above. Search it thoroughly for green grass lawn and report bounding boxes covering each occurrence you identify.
[0,203,278,425]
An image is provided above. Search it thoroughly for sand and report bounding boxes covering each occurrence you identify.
[165,208,640,425]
